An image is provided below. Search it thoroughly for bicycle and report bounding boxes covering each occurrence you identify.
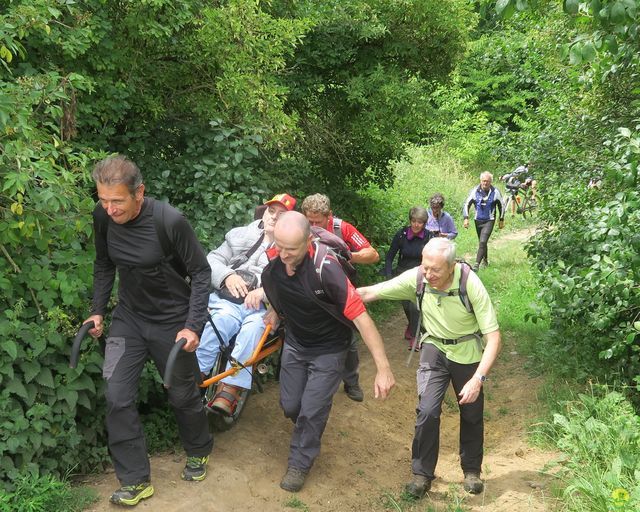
[500,175,538,219]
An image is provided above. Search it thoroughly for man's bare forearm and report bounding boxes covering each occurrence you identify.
[351,246,379,265]
[353,312,390,371]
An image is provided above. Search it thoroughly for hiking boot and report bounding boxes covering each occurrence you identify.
[210,383,242,416]
[181,455,209,482]
[344,383,364,402]
[405,474,432,499]
[109,482,154,506]
[463,472,484,494]
[280,467,307,492]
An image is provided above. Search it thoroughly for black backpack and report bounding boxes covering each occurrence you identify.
[94,198,190,282]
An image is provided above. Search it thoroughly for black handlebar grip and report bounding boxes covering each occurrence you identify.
[70,321,95,369]
[163,338,187,388]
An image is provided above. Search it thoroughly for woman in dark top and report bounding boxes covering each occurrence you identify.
[384,207,432,347]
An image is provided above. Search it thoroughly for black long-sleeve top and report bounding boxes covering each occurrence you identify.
[90,198,211,332]
[383,227,432,277]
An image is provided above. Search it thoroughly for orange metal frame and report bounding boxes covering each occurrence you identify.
[199,324,283,388]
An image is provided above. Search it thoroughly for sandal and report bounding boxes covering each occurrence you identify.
[208,384,242,416]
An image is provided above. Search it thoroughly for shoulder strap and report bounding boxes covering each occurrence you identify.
[415,266,426,311]
[332,217,343,239]
[152,199,190,281]
[457,261,473,313]
[307,242,354,329]
[153,199,173,260]
[94,203,110,240]
[230,231,265,270]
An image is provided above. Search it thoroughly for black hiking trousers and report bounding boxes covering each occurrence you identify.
[412,343,484,479]
[103,306,213,486]
[474,219,495,266]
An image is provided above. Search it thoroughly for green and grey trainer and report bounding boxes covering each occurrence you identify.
[181,455,209,481]
[109,482,154,506]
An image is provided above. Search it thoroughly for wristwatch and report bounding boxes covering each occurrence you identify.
[475,373,487,383]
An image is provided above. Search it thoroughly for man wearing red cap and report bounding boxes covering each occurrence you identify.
[196,193,296,416]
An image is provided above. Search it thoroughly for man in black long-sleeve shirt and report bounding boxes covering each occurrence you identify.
[84,155,213,507]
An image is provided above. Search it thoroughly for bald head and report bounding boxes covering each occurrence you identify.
[274,211,312,271]
[275,211,310,241]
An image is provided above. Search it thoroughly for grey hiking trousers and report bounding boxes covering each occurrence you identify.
[103,306,213,485]
[279,343,348,472]
[412,343,484,479]
[342,333,360,388]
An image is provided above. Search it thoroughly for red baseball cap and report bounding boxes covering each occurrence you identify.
[264,193,296,211]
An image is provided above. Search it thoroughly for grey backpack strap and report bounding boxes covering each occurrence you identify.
[332,217,343,239]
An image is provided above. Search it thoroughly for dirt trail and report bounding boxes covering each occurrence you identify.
[85,229,557,512]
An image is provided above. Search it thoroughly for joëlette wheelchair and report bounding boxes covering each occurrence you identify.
[69,320,283,432]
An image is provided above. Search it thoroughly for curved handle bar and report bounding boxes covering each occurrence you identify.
[69,321,95,369]
[163,338,187,389]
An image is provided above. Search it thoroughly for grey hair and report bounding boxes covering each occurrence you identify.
[423,237,456,266]
[480,171,493,182]
[92,155,143,195]
[409,206,428,224]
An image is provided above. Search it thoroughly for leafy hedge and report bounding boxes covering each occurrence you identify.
[528,128,640,386]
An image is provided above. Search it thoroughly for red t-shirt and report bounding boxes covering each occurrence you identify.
[328,215,372,252]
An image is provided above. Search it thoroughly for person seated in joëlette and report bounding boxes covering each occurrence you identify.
[196,193,296,415]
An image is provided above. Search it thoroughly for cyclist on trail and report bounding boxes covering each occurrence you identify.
[301,193,380,403]
[196,194,296,416]
[462,172,505,272]
[501,162,537,214]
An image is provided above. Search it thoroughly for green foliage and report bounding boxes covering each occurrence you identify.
[141,120,271,249]
[560,0,640,83]
[0,473,97,512]
[0,2,107,482]
[546,389,640,511]
[528,127,640,387]
[275,0,477,187]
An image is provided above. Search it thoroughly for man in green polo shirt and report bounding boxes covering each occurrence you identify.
[357,238,501,498]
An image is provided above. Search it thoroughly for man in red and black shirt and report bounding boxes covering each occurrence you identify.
[301,193,379,402]
[261,211,394,493]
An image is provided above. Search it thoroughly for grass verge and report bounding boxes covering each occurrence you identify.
[0,473,98,512]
